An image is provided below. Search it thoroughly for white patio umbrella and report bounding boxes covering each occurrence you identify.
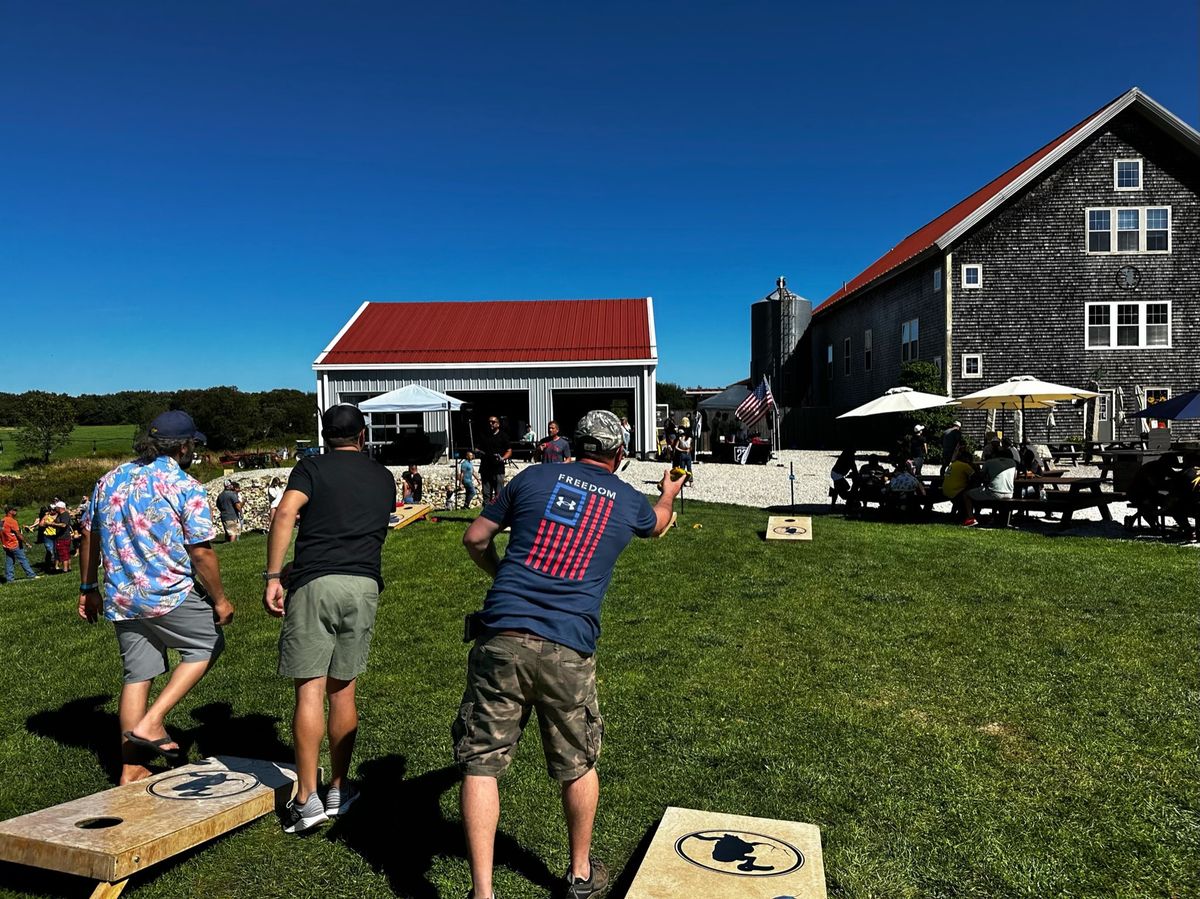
[836,386,956,418]
[956,376,1099,442]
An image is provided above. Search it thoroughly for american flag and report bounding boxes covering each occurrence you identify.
[735,376,775,426]
[524,485,614,581]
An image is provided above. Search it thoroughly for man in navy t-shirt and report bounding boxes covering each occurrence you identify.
[455,410,682,899]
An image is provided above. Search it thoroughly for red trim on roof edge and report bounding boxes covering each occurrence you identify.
[814,90,1132,316]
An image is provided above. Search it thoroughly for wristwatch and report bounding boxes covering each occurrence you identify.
[262,571,282,581]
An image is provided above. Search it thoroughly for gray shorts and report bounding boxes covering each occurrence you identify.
[115,591,225,684]
[966,487,1012,503]
[278,574,379,681]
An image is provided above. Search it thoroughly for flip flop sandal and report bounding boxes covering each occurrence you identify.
[123,731,183,761]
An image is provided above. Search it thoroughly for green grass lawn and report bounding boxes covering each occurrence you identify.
[0,425,139,473]
[0,505,1196,898]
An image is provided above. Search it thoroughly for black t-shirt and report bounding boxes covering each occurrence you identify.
[285,451,397,593]
[479,432,509,476]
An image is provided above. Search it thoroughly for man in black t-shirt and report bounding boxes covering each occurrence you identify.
[264,404,396,834]
[401,464,424,503]
[477,414,512,505]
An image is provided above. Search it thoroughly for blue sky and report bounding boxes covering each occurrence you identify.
[3,1,1196,394]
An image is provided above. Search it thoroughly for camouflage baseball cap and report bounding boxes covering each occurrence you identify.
[575,410,624,454]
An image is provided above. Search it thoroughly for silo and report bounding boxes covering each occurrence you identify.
[750,277,812,407]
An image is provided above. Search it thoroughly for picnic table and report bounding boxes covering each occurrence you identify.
[975,476,1121,528]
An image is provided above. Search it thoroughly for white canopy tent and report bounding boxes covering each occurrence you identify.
[358,384,465,462]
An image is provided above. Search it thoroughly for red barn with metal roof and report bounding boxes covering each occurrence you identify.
[313,298,659,459]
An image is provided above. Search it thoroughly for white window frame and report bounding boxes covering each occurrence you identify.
[1142,386,1171,429]
[1084,206,1171,254]
[1114,158,1142,191]
[933,269,942,292]
[962,353,983,378]
[1084,300,1172,349]
[843,337,851,376]
[961,264,982,289]
[901,318,919,362]
[864,329,873,372]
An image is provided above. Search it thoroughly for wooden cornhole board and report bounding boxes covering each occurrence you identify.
[626,807,826,899]
[766,516,813,541]
[390,502,432,529]
[0,756,297,898]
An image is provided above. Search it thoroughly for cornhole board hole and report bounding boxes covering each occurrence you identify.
[766,516,812,541]
[390,502,432,529]
[0,756,297,899]
[625,806,827,899]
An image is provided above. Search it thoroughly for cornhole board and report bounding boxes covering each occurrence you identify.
[0,756,297,898]
[625,807,826,899]
[390,502,432,529]
[766,516,812,541]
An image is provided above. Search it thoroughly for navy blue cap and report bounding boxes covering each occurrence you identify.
[148,410,206,444]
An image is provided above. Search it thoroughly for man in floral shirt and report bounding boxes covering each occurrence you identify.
[79,410,235,784]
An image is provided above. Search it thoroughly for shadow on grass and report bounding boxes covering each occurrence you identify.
[330,755,558,898]
[606,820,658,899]
[26,697,290,784]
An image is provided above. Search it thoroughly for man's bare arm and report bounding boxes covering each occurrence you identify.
[264,489,307,616]
[186,542,235,625]
[77,526,103,622]
[463,516,504,579]
[650,469,684,537]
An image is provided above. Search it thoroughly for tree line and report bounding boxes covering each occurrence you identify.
[0,387,317,461]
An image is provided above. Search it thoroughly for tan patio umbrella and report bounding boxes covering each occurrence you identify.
[836,386,956,418]
[956,376,1099,442]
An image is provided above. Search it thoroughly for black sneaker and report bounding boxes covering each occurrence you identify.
[565,857,609,899]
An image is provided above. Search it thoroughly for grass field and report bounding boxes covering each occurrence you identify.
[0,505,1195,898]
[0,425,139,473]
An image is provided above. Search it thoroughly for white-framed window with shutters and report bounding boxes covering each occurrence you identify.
[843,337,851,376]
[961,264,982,289]
[1085,300,1171,349]
[901,318,919,362]
[1114,158,1142,191]
[962,354,983,378]
[1085,206,1170,253]
[864,329,873,372]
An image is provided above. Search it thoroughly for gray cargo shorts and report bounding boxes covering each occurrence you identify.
[278,574,380,681]
[452,631,603,782]
[115,591,225,684]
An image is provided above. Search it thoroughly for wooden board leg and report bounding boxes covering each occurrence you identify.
[90,879,128,899]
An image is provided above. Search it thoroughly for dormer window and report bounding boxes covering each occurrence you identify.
[1114,159,1142,191]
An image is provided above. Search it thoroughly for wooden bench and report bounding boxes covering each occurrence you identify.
[975,490,1124,528]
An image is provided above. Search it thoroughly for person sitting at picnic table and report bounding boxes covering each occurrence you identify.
[1125,453,1180,532]
[1170,453,1200,543]
[962,439,1017,527]
[829,448,858,507]
[849,455,890,511]
[941,446,978,523]
[888,460,926,497]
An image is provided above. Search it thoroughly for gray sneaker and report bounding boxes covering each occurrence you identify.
[565,857,609,899]
[282,793,329,834]
[324,782,360,817]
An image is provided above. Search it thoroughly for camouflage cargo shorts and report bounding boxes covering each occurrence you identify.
[452,631,603,782]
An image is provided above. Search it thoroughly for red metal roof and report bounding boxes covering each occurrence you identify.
[317,298,654,365]
[815,93,1124,316]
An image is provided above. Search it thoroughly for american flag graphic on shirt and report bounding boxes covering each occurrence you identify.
[524,482,615,580]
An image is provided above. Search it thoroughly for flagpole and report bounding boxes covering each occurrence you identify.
[767,375,779,458]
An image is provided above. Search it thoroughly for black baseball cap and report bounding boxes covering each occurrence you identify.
[322,404,367,439]
[148,410,206,443]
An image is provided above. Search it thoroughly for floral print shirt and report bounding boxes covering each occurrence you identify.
[82,456,215,620]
